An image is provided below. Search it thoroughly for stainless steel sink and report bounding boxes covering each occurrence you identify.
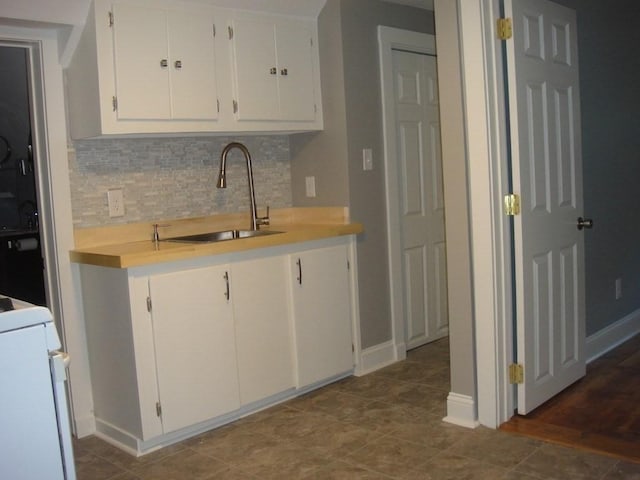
[164,229,282,244]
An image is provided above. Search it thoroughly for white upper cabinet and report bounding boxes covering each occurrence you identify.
[65,0,323,138]
[230,12,319,123]
[112,4,218,121]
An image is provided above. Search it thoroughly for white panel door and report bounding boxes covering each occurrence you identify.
[112,4,171,120]
[167,9,218,120]
[393,49,448,349]
[506,0,586,413]
[149,266,240,433]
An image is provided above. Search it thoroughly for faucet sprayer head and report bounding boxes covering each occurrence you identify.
[216,170,226,188]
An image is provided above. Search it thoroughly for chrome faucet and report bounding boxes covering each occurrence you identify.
[217,142,269,230]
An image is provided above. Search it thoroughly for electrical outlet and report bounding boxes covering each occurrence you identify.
[615,278,622,300]
[107,189,125,217]
[305,176,316,197]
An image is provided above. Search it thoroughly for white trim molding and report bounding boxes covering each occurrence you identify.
[354,340,398,376]
[586,309,640,363]
[444,393,480,428]
[455,0,513,428]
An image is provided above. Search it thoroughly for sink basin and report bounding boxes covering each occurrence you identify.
[164,229,283,244]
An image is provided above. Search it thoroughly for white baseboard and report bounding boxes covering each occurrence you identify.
[73,414,96,439]
[94,419,144,455]
[443,393,480,429]
[354,340,399,376]
[586,308,640,363]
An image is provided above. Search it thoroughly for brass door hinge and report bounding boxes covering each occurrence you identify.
[146,296,152,312]
[108,11,114,27]
[112,96,118,112]
[155,401,162,417]
[228,26,234,39]
[497,17,512,40]
[504,193,520,216]
[509,363,524,384]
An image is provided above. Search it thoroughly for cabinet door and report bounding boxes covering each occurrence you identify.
[149,265,240,434]
[275,20,317,121]
[167,9,218,120]
[290,245,353,388]
[112,3,171,120]
[231,14,279,120]
[231,256,294,405]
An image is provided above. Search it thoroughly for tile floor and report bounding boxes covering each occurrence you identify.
[73,339,640,479]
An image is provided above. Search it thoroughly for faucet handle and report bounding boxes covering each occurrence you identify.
[257,206,270,227]
[152,223,170,242]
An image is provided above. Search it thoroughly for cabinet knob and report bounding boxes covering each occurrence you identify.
[270,67,277,75]
[280,68,288,76]
[160,59,168,68]
[174,60,182,69]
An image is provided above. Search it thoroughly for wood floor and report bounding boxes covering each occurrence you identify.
[501,333,640,463]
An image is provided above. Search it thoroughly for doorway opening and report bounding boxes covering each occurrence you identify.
[378,26,449,359]
[0,44,47,306]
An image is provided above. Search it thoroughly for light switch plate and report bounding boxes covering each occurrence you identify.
[107,189,125,217]
[362,148,373,171]
[305,176,316,197]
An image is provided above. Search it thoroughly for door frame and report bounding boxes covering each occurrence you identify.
[432,0,516,427]
[454,0,515,427]
[378,26,438,360]
[0,24,94,436]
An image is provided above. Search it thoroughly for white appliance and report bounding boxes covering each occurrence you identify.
[0,296,76,480]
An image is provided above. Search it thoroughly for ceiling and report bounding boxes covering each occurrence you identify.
[383,0,434,10]
[0,0,329,28]
[0,0,433,29]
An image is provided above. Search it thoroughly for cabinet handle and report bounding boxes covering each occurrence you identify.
[224,271,230,301]
[160,59,168,68]
[174,60,182,69]
[296,258,302,285]
[280,68,288,76]
[270,67,277,75]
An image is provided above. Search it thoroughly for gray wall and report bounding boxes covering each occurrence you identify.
[290,0,435,349]
[290,0,350,207]
[432,0,475,398]
[553,0,640,336]
[70,136,292,227]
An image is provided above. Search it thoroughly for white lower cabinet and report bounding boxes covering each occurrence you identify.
[80,237,356,454]
[290,244,354,388]
[231,256,294,405]
[147,265,240,434]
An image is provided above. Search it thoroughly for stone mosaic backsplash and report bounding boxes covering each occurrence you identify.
[69,136,292,228]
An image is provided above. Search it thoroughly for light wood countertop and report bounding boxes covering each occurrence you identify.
[70,208,363,269]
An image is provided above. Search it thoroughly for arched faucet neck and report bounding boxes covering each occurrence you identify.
[216,142,269,230]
